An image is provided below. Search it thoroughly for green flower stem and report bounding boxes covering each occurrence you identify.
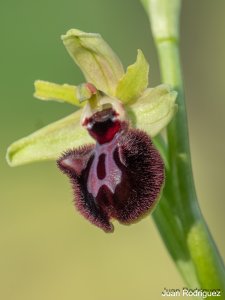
[141,0,225,294]
[157,35,225,298]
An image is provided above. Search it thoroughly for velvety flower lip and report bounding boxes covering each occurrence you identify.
[56,82,166,232]
[57,119,165,232]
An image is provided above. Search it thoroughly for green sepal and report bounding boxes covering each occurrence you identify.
[127,84,177,137]
[62,29,124,96]
[6,110,93,167]
[116,50,149,104]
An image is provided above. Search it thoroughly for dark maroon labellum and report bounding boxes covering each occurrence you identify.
[57,101,164,232]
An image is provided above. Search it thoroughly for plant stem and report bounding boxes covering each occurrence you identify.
[141,0,225,295]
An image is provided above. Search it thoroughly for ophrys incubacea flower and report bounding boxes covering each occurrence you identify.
[6,29,177,232]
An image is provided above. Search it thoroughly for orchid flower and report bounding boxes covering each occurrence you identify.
[7,29,177,232]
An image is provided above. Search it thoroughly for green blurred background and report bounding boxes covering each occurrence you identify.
[1,0,225,299]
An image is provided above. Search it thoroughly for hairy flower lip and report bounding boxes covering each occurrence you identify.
[57,116,165,232]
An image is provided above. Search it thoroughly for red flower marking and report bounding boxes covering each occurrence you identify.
[97,153,106,179]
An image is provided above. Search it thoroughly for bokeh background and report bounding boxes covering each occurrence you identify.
[1,0,225,299]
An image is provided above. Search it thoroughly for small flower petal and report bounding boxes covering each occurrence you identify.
[62,29,124,95]
[127,84,177,137]
[116,49,149,104]
[6,109,93,166]
[34,80,84,107]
